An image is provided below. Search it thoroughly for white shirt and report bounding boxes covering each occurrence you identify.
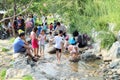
[54,36,63,49]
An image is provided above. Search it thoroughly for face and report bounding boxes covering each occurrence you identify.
[21,35,25,40]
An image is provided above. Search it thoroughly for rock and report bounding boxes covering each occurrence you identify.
[117,69,120,74]
[48,47,56,54]
[107,71,113,75]
[69,56,80,62]
[109,59,120,69]
[81,52,96,61]
[107,41,120,60]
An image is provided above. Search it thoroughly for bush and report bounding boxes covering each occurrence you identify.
[1,48,9,52]
[97,31,116,49]
[0,69,6,80]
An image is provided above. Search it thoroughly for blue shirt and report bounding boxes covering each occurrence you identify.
[13,37,25,53]
[37,26,42,35]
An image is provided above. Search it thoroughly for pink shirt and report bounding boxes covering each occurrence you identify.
[25,21,32,28]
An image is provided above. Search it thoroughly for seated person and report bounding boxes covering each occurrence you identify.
[13,32,37,62]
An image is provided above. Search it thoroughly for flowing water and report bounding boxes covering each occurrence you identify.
[40,44,104,80]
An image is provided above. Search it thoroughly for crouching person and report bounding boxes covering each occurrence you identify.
[68,43,80,62]
[13,32,37,62]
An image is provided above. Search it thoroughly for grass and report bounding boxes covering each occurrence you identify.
[0,69,7,80]
[9,37,15,43]
[22,75,33,80]
[1,48,9,52]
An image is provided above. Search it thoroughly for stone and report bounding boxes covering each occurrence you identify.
[107,41,120,60]
[81,52,96,61]
[107,71,113,75]
[109,59,120,69]
[117,69,120,74]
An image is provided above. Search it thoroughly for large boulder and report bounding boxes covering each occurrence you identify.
[107,41,120,60]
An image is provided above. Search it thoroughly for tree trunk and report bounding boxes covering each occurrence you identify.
[12,0,17,37]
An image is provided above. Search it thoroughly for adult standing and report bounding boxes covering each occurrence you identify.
[55,22,66,36]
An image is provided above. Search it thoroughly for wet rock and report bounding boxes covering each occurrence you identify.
[81,52,96,61]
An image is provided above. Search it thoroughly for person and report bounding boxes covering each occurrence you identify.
[30,27,39,57]
[52,30,64,64]
[25,18,33,35]
[43,22,48,33]
[13,32,37,62]
[64,35,69,52]
[47,31,54,46]
[55,22,66,36]
[37,24,42,37]
[68,43,80,61]
[38,30,46,57]
[49,23,53,31]
[53,20,57,30]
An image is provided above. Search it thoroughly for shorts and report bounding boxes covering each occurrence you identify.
[18,47,26,53]
[56,48,61,52]
[39,44,45,51]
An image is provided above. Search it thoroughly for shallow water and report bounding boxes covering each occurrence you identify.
[43,44,103,80]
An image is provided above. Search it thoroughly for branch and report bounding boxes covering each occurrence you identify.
[0,0,33,23]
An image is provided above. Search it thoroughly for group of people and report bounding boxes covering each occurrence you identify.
[13,14,90,64]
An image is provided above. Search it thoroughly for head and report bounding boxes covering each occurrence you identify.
[19,32,25,39]
[32,27,38,33]
[49,32,52,35]
[50,23,53,25]
[38,24,41,26]
[57,22,60,27]
[59,30,63,36]
[41,30,45,34]
[73,30,79,37]
[18,14,22,20]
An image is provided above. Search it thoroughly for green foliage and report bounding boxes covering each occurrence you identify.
[2,48,9,52]
[9,37,15,43]
[97,32,116,49]
[0,69,6,80]
[22,75,33,80]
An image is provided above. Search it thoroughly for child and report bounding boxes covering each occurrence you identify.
[68,43,79,60]
[30,27,39,57]
[37,24,42,37]
[48,32,54,46]
[53,30,64,64]
[64,35,69,52]
[38,30,46,57]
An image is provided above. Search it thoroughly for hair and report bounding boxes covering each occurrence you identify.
[73,30,79,37]
[59,30,63,34]
[41,29,45,33]
[32,27,38,33]
[57,22,60,26]
[19,32,25,37]
[49,31,52,35]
